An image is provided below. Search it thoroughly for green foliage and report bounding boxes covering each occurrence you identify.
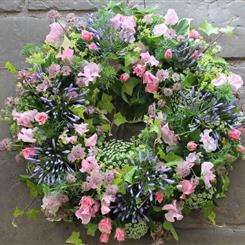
[200,20,219,36]
[25,209,40,222]
[163,221,179,241]
[98,93,114,113]
[66,232,85,245]
[202,201,216,225]
[5,61,17,74]
[125,221,148,240]
[84,223,97,236]
[20,175,43,197]
[113,112,127,126]
[174,18,192,37]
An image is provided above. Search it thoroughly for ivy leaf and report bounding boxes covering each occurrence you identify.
[125,52,139,67]
[163,221,179,241]
[200,20,219,36]
[85,223,97,236]
[124,166,137,183]
[220,25,234,37]
[174,18,192,37]
[121,77,140,96]
[5,61,17,74]
[13,207,24,218]
[25,209,40,222]
[70,105,85,119]
[114,112,127,126]
[202,201,216,225]
[98,93,114,113]
[66,232,85,245]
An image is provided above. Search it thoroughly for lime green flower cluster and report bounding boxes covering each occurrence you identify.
[125,221,149,239]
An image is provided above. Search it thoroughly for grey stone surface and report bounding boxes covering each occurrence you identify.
[0,0,24,12]
[28,0,96,11]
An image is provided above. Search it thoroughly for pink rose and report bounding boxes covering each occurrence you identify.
[85,133,98,147]
[21,147,36,159]
[81,30,93,41]
[189,29,200,39]
[145,81,158,93]
[164,49,172,59]
[164,9,179,26]
[100,233,110,244]
[162,200,183,222]
[133,64,145,77]
[88,42,97,50]
[201,162,216,188]
[155,192,164,203]
[228,129,241,140]
[187,141,198,151]
[114,228,125,242]
[98,218,112,234]
[12,109,38,127]
[35,112,48,125]
[177,179,197,199]
[120,73,130,82]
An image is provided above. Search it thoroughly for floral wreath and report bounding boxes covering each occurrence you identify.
[1,2,245,244]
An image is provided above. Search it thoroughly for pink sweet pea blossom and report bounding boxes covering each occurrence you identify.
[140,52,159,67]
[81,30,93,41]
[101,193,115,215]
[189,29,200,39]
[21,147,36,159]
[201,162,216,188]
[155,191,164,203]
[88,42,98,51]
[162,200,183,222]
[120,73,130,81]
[111,14,122,30]
[143,71,158,84]
[211,73,227,87]
[145,81,159,93]
[98,218,112,234]
[200,129,218,152]
[164,49,172,59]
[57,47,74,63]
[114,228,125,242]
[35,112,48,125]
[48,64,60,78]
[177,179,197,199]
[153,23,169,37]
[67,145,85,163]
[74,123,88,136]
[85,133,98,147]
[228,129,241,140]
[160,123,178,146]
[45,22,65,44]
[100,233,110,244]
[187,141,198,151]
[228,73,243,92]
[80,156,99,173]
[133,64,145,77]
[12,109,38,127]
[18,128,36,143]
[164,9,179,26]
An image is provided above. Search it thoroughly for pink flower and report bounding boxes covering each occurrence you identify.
[114,228,125,242]
[78,62,101,86]
[145,81,159,93]
[45,22,65,44]
[66,173,77,183]
[80,156,99,173]
[48,64,60,78]
[21,147,36,159]
[164,49,172,59]
[201,162,216,188]
[162,200,183,222]
[81,30,93,41]
[41,194,62,215]
[74,123,88,136]
[164,9,179,26]
[200,129,218,152]
[189,29,200,39]
[156,69,169,81]
[236,145,245,153]
[35,112,48,125]
[187,141,198,151]
[155,192,164,203]
[86,169,103,190]
[228,73,243,92]
[133,64,145,77]
[120,73,130,81]
[98,218,112,234]
[140,52,159,67]
[211,73,227,87]
[67,145,85,163]
[177,179,197,199]
[160,123,178,146]
[143,15,153,24]
[12,109,38,127]
[88,42,98,50]
[228,129,241,140]
[111,14,122,30]
[143,71,158,84]
[85,133,98,147]
[57,47,74,63]
[100,233,110,244]
[153,23,169,37]
[18,128,36,143]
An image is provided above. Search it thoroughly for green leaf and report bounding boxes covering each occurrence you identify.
[62,35,75,48]
[124,166,137,183]
[25,209,40,222]
[70,105,85,119]
[66,232,85,245]
[200,20,219,36]
[121,77,140,96]
[174,18,192,36]
[220,25,234,37]
[85,223,97,236]
[163,152,183,163]
[13,207,24,218]
[20,176,42,197]
[202,201,216,225]
[98,93,114,113]
[5,61,17,74]
[114,112,127,126]
[125,52,139,67]
[163,221,179,241]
